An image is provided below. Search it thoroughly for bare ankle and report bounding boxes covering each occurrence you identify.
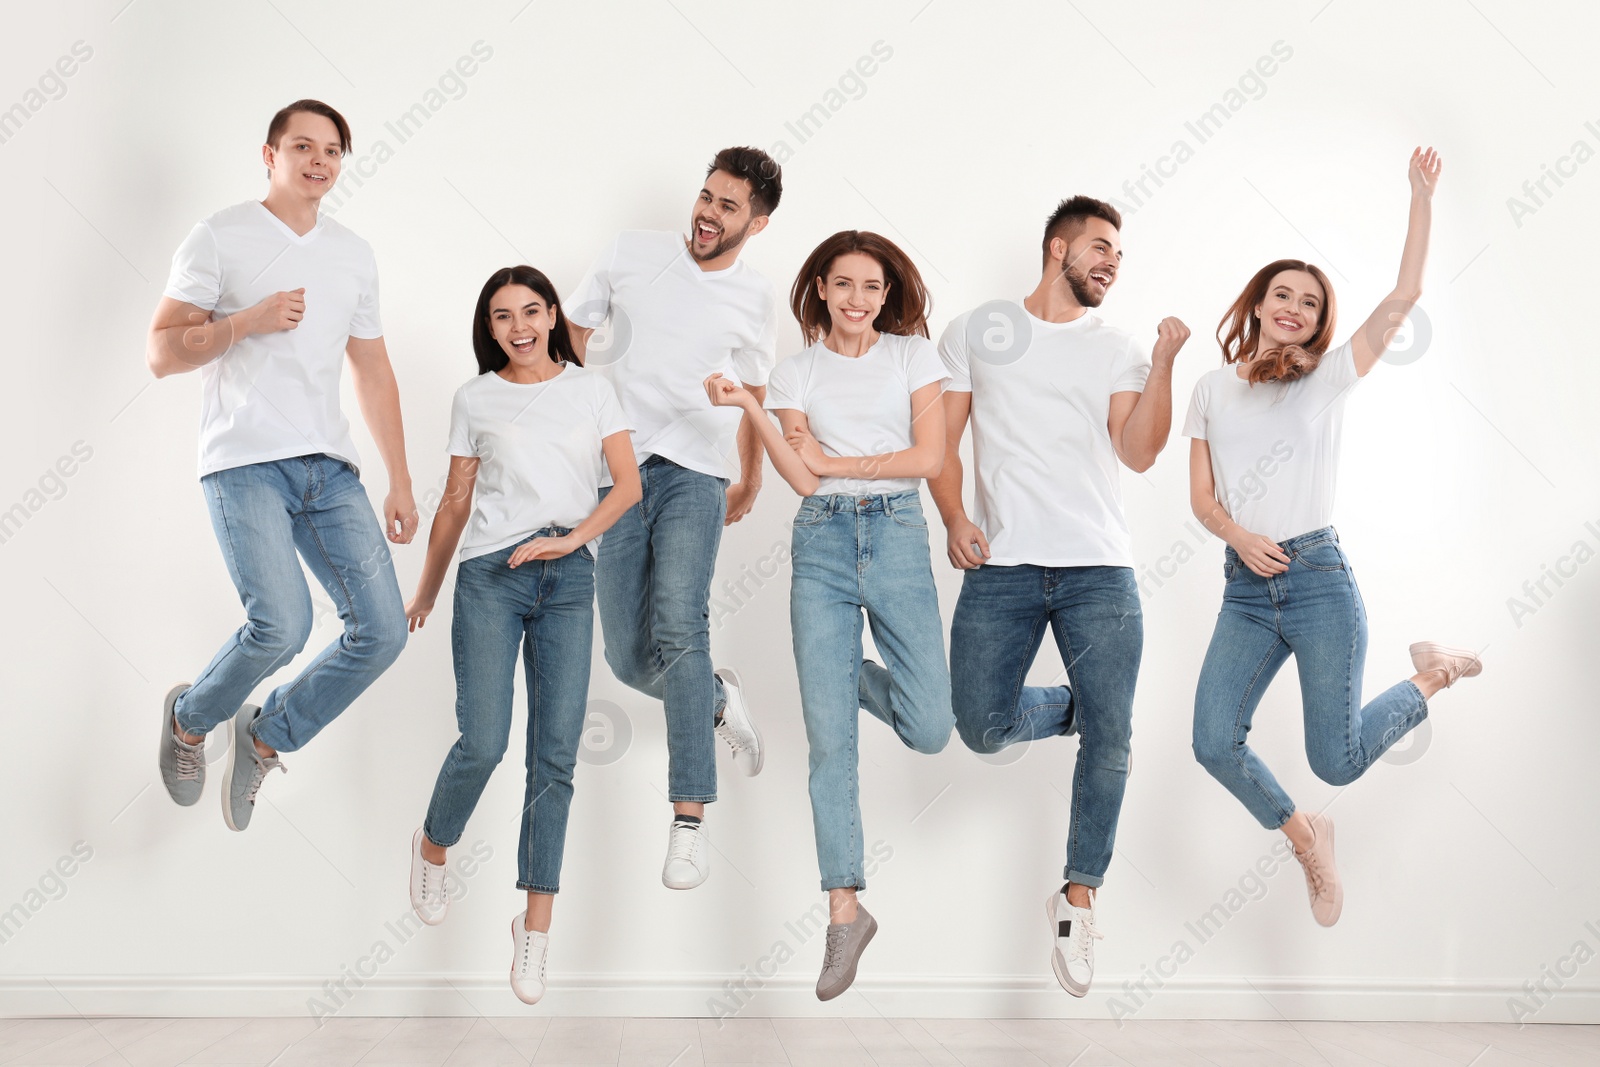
[420,837,446,866]
[1065,882,1094,909]
[253,737,276,760]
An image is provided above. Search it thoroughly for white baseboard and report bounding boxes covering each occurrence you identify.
[4,973,1598,1023]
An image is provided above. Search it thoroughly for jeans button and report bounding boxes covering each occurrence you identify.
[858,498,871,507]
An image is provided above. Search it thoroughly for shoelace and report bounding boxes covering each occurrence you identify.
[172,740,204,782]
[822,923,850,972]
[667,823,701,864]
[1070,910,1104,960]
[1296,846,1329,899]
[715,720,748,754]
[246,758,286,805]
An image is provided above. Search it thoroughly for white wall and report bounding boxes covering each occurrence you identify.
[2,0,1597,1023]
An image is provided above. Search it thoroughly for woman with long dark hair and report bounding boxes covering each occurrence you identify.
[1184,149,1480,926]
[705,230,953,1000]
[402,265,640,1003]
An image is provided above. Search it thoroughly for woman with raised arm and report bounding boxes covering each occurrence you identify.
[1184,149,1480,927]
[402,266,639,1004]
[704,230,953,1000]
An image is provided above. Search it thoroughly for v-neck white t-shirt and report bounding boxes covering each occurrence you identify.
[1182,340,1360,542]
[764,332,948,495]
[446,363,632,562]
[163,200,384,478]
[938,303,1151,568]
[565,230,778,482]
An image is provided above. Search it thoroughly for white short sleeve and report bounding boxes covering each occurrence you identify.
[732,284,778,388]
[1112,335,1152,393]
[163,221,222,310]
[349,245,383,340]
[937,314,973,393]
[905,334,948,392]
[593,374,632,439]
[762,354,804,411]
[1181,378,1209,440]
[446,383,474,457]
[1308,340,1358,395]
[566,237,618,329]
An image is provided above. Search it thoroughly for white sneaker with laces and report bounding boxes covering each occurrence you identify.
[1047,887,1103,997]
[509,912,549,1005]
[409,828,448,926]
[661,818,710,890]
[713,667,764,776]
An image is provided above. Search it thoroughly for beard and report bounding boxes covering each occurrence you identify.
[688,216,751,262]
[1061,260,1105,308]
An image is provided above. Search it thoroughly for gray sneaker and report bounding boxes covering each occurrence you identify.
[816,903,877,1001]
[221,704,284,832]
[159,683,205,806]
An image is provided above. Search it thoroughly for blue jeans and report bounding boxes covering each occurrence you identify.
[423,530,595,892]
[791,492,953,891]
[950,564,1142,889]
[1192,527,1428,829]
[596,456,729,803]
[174,453,407,752]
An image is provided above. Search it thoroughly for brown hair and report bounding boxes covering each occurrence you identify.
[265,99,352,155]
[1042,195,1122,268]
[707,146,783,217]
[789,230,931,344]
[1216,259,1338,385]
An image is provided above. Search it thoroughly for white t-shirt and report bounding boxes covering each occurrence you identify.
[447,363,631,562]
[162,201,383,478]
[565,230,777,482]
[939,303,1151,568]
[1182,340,1360,542]
[764,333,948,495]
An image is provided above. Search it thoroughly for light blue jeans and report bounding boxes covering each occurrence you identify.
[596,456,729,803]
[1192,526,1428,829]
[949,563,1143,889]
[791,491,952,891]
[423,529,594,892]
[174,453,407,752]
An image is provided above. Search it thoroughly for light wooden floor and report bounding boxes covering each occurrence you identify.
[0,1016,1596,1066]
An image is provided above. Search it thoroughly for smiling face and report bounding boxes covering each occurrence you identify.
[688,169,767,262]
[487,284,558,369]
[816,251,888,342]
[1254,269,1326,348]
[1055,217,1122,308]
[263,111,343,202]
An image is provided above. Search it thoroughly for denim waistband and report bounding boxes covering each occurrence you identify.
[801,489,921,515]
[1224,525,1338,560]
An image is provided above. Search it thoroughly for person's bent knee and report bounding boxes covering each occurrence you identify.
[1309,757,1361,787]
[905,718,952,755]
[248,608,313,665]
[953,715,1004,755]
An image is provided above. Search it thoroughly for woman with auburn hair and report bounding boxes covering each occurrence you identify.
[1184,149,1481,927]
[704,230,953,999]
[402,265,639,1004]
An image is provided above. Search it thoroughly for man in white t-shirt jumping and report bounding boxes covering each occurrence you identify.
[565,147,780,890]
[930,196,1188,996]
[147,100,415,833]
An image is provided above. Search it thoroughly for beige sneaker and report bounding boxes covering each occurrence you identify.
[1292,812,1343,927]
[1409,643,1483,689]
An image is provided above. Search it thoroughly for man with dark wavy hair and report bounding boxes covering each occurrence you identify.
[566,146,782,891]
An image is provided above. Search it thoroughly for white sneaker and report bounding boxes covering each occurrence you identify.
[714,667,764,776]
[1047,887,1102,997]
[509,912,549,1005]
[662,818,710,890]
[409,828,448,927]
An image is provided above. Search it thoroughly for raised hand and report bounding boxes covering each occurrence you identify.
[1408,146,1442,200]
[1151,316,1190,368]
